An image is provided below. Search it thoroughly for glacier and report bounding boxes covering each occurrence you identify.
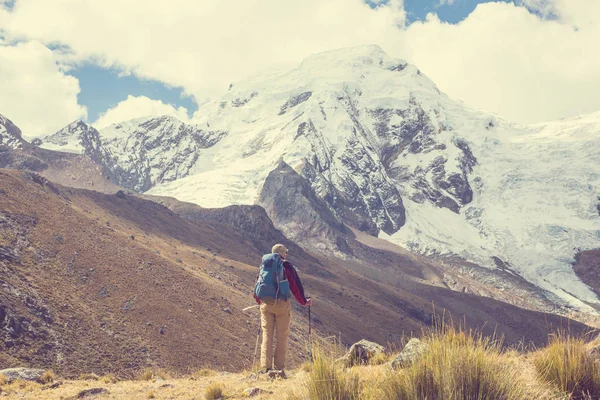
[37,45,600,311]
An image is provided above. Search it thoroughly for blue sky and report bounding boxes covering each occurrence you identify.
[71,0,509,122]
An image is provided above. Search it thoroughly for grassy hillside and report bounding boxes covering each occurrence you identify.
[2,326,599,399]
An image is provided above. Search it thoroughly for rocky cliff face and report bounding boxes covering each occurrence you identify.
[40,116,228,192]
[257,160,355,253]
[0,115,25,150]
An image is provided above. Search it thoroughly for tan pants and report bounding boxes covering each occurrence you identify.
[260,299,291,370]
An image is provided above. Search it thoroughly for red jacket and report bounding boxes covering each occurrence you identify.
[283,260,309,305]
[254,260,309,305]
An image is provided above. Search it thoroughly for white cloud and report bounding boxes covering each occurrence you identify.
[0,40,86,138]
[401,1,600,123]
[1,0,600,125]
[439,0,455,5]
[0,0,406,100]
[93,95,190,129]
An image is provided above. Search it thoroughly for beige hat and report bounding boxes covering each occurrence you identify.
[272,244,289,255]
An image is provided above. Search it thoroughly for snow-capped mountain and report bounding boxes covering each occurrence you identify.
[39,116,227,191]
[0,114,26,149]
[39,45,600,311]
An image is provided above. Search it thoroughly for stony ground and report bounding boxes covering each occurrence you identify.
[0,369,305,399]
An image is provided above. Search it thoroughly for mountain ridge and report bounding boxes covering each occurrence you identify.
[16,44,600,312]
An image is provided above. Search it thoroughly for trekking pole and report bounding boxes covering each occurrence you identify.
[308,305,312,361]
[243,305,261,371]
[253,312,261,370]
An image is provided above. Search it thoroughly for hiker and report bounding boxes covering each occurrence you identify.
[253,244,312,375]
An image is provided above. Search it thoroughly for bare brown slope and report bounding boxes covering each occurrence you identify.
[0,169,592,378]
[142,194,594,346]
[0,144,119,193]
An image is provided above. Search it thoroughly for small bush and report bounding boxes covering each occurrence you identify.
[147,390,156,399]
[0,374,8,386]
[39,370,55,384]
[204,382,224,400]
[534,332,600,400]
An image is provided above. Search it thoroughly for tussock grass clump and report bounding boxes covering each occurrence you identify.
[78,373,100,381]
[204,382,224,400]
[368,351,389,366]
[0,374,8,386]
[137,367,170,381]
[101,373,119,384]
[39,370,55,384]
[0,379,40,395]
[193,368,216,378]
[291,345,361,400]
[533,331,600,399]
[381,323,542,400]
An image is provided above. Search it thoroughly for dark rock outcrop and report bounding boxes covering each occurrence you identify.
[258,160,355,253]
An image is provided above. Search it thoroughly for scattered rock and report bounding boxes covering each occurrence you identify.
[391,338,429,369]
[0,368,46,383]
[267,369,286,379]
[42,381,63,390]
[73,387,109,398]
[243,387,263,397]
[223,308,232,314]
[335,340,385,367]
[159,383,174,389]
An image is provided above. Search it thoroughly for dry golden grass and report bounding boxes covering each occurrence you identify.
[368,351,390,366]
[78,373,100,381]
[137,368,171,381]
[4,329,600,399]
[287,345,361,400]
[101,373,119,384]
[39,370,55,384]
[0,374,8,386]
[0,379,41,395]
[204,382,224,400]
[193,368,216,378]
[533,331,600,399]
[377,323,555,400]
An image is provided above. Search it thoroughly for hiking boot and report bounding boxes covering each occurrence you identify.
[267,369,287,379]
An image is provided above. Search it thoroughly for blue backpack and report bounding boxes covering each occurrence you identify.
[254,253,291,300]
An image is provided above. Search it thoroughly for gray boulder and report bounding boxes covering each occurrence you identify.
[0,368,47,383]
[391,338,429,369]
[336,339,385,367]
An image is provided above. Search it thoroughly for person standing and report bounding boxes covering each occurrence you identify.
[253,244,312,375]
